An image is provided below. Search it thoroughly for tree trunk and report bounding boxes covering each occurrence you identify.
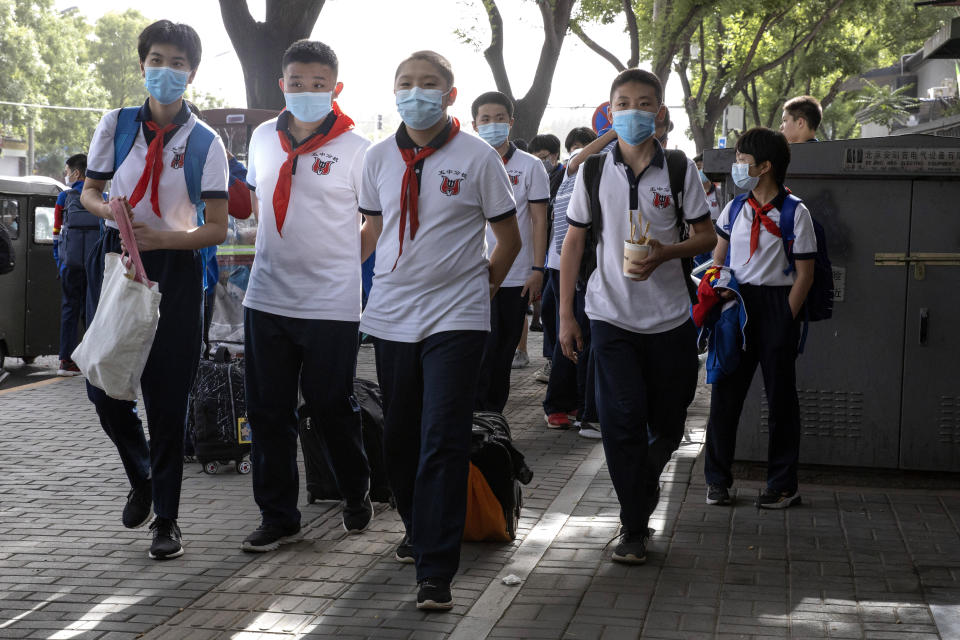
[481,0,575,143]
[219,0,326,109]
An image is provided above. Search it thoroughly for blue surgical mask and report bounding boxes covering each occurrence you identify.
[731,163,759,191]
[284,91,333,123]
[612,109,656,146]
[396,87,446,130]
[698,168,709,184]
[477,122,510,148]
[144,66,189,105]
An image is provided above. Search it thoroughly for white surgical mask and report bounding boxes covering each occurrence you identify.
[731,162,759,191]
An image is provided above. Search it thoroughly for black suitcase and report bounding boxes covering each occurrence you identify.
[299,378,392,504]
[470,411,534,541]
[188,347,251,475]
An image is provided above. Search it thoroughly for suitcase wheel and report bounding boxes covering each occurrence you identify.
[203,461,220,475]
[306,490,316,505]
[236,460,252,475]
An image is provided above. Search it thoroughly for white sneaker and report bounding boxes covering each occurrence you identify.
[511,350,530,369]
[577,421,602,439]
[534,361,551,383]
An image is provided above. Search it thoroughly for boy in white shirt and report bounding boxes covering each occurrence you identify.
[559,68,716,566]
[240,40,373,553]
[359,51,521,610]
[81,20,229,560]
[472,91,550,413]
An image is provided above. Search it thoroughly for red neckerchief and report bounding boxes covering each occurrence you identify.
[128,120,178,217]
[394,117,460,271]
[745,195,781,264]
[273,103,355,236]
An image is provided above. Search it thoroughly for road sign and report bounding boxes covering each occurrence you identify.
[592,102,612,134]
[718,136,727,149]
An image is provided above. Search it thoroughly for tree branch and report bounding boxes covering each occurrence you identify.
[736,0,847,93]
[622,0,639,68]
[219,0,258,50]
[481,0,514,99]
[570,22,625,72]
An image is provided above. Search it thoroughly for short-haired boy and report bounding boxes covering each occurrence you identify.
[54,153,97,377]
[240,39,373,553]
[704,127,816,509]
[559,68,716,564]
[359,51,521,610]
[81,19,229,559]
[471,91,550,412]
[780,95,821,143]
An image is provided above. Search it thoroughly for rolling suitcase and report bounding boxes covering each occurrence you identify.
[188,346,251,475]
[299,378,392,504]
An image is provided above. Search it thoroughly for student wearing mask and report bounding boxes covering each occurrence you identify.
[359,51,521,610]
[81,19,229,560]
[704,128,816,509]
[472,91,550,411]
[559,69,716,565]
[240,40,373,553]
[53,153,98,377]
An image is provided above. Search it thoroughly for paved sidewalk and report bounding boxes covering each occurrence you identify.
[1,333,959,639]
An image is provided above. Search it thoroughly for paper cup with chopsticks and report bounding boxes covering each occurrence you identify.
[623,210,652,280]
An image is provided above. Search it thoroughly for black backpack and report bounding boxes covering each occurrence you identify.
[578,149,697,304]
[0,222,13,275]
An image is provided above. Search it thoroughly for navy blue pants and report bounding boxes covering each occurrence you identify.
[59,226,100,360]
[543,274,597,421]
[540,268,556,358]
[476,286,528,413]
[59,264,87,360]
[244,308,370,527]
[591,319,698,535]
[85,227,203,521]
[704,284,801,492]
[375,330,486,582]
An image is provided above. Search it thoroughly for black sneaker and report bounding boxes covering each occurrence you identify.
[342,495,373,534]
[757,488,801,509]
[416,577,453,610]
[395,534,415,563]
[706,484,731,506]
[122,481,152,529]
[612,532,647,565]
[148,518,184,560]
[241,522,302,553]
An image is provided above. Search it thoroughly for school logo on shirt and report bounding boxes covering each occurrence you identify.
[311,152,339,176]
[507,170,522,186]
[170,146,185,170]
[652,192,672,209]
[438,169,466,197]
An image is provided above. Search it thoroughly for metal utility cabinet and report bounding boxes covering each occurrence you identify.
[704,135,960,472]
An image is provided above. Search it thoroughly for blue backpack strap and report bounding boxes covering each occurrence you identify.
[184,120,216,207]
[723,194,749,267]
[113,107,141,172]
[183,120,217,293]
[778,194,801,275]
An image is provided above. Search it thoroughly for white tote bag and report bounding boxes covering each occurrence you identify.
[72,200,161,401]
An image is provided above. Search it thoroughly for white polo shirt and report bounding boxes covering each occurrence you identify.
[566,143,711,334]
[87,100,229,232]
[705,185,722,221]
[715,189,817,287]
[484,144,550,287]
[359,120,517,343]
[243,112,371,321]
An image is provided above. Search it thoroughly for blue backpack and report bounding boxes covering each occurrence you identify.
[727,193,833,351]
[113,107,219,291]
